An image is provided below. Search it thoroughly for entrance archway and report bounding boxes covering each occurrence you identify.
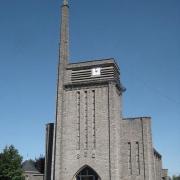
[76,166,100,180]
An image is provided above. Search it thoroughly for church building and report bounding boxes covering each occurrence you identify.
[44,1,169,180]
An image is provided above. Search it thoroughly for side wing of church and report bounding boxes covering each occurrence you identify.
[44,1,169,180]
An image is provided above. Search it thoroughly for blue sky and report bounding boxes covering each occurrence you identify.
[0,0,179,177]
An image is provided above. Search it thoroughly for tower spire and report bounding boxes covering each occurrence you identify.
[63,0,68,5]
[59,0,69,67]
[53,2,69,179]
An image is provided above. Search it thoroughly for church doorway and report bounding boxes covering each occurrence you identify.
[76,166,100,180]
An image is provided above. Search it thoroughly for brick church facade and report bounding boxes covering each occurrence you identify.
[44,1,169,180]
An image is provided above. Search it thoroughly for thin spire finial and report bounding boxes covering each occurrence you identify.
[63,0,68,5]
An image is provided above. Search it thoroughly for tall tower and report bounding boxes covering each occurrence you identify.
[51,0,124,180]
[53,0,69,179]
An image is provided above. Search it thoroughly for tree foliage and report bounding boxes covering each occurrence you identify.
[0,145,24,180]
[35,155,45,174]
[172,175,180,180]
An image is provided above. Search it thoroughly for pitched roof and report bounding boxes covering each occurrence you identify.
[22,160,39,173]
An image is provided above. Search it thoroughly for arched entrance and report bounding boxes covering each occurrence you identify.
[76,166,100,180]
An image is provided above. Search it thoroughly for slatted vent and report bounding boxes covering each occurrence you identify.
[71,66,119,83]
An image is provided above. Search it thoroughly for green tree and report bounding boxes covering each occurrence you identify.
[35,155,45,174]
[172,175,180,180]
[0,145,25,180]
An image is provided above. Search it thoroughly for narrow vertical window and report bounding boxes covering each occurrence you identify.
[92,90,96,149]
[136,142,140,175]
[84,91,88,150]
[128,142,132,175]
[77,91,80,150]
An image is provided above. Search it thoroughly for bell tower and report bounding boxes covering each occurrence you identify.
[51,0,124,180]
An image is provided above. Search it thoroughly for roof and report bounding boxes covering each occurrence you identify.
[22,160,39,173]
[67,58,120,72]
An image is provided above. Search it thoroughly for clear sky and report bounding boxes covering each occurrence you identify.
[0,0,179,177]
